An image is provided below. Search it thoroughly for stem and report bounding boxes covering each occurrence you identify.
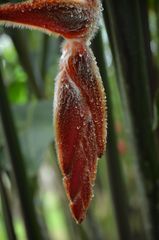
[139,0,158,102]
[6,28,44,99]
[41,35,50,81]
[103,1,159,239]
[154,0,159,68]
[92,30,133,240]
[0,171,17,240]
[86,211,104,240]
[0,68,44,240]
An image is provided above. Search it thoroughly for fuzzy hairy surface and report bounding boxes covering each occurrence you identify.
[0,0,107,223]
[54,41,106,223]
[0,0,102,40]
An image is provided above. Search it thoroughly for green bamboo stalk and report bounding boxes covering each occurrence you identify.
[5,28,44,99]
[41,35,50,81]
[92,30,133,240]
[154,0,159,67]
[153,0,159,108]
[139,0,158,102]
[86,211,104,240]
[0,171,17,240]
[103,1,159,239]
[77,227,90,240]
[103,4,152,240]
[0,68,44,240]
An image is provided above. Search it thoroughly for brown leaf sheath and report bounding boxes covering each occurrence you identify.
[54,40,106,223]
[0,0,100,39]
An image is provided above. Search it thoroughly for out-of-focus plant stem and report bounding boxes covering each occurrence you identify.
[92,30,132,240]
[103,4,151,239]
[5,28,45,99]
[103,1,159,239]
[86,211,104,240]
[139,0,158,101]
[0,171,17,240]
[0,68,44,240]
[154,0,159,68]
[41,35,50,81]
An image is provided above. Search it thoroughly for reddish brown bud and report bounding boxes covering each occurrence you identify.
[54,41,106,223]
[0,0,106,224]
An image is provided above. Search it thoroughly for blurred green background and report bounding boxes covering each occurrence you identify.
[0,1,159,240]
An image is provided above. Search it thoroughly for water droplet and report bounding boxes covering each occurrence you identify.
[65,84,69,89]
[80,113,84,118]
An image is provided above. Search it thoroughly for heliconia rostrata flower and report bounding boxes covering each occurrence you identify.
[0,0,107,223]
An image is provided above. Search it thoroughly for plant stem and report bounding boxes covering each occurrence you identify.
[139,0,158,101]
[41,35,50,81]
[6,28,44,99]
[103,1,159,239]
[92,30,133,240]
[0,68,44,240]
[0,171,17,240]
